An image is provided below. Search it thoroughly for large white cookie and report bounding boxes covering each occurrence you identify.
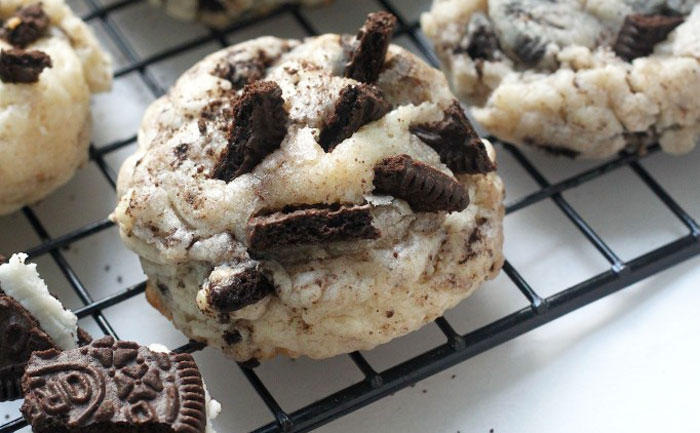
[422,0,700,158]
[113,14,505,361]
[149,0,331,28]
[0,0,111,215]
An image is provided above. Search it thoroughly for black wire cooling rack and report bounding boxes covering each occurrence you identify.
[2,0,700,432]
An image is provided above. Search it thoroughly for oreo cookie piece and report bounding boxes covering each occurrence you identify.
[410,101,496,175]
[373,154,469,213]
[318,83,392,152]
[344,11,397,83]
[0,49,52,83]
[0,4,50,48]
[614,13,685,61]
[21,336,208,433]
[213,81,288,182]
[0,294,58,402]
[199,264,275,314]
[246,204,381,251]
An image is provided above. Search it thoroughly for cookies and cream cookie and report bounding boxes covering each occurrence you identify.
[113,12,505,361]
[0,0,111,215]
[150,0,331,29]
[422,0,700,158]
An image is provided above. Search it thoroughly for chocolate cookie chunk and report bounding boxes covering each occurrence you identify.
[0,4,50,48]
[0,294,58,402]
[206,266,274,313]
[614,14,685,61]
[373,154,469,213]
[319,83,391,152]
[21,336,207,433]
[246,204,380,251]
[345,11,397,83]
[410,101,495,175]
[0,49,51,83]
[213,81,288,182]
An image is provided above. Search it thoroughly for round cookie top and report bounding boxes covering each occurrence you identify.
[114,12,501,356]
[116,12,495,264]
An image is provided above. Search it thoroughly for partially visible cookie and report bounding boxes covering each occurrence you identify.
[113,12,505,361]
[149,0,332,29]
[0,253,81,401]
[0,0,112,215]
[21,337,221,433]
[422,1,700,158]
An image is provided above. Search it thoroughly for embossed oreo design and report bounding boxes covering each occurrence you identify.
[373,154,469,213]
[21,336,207,433]
[0,294,57,402]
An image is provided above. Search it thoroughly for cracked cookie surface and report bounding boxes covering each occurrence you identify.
[422,0,700,158]
[113,14,504,361]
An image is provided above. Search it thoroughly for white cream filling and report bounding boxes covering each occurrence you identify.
[148,343,221,433]
[0,253,78,350]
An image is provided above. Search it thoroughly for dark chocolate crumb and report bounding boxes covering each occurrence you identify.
[199,0,226,12]
[457,23,500,60]
[223,330,242,345]
[0,49,51,83]
[213,81,288,182]
[345,11,397,83]
[373,154,469,213]
[239,358,260,369]
[246,203,380,251]
[214,55,266,90]
[76,327,92,347]
[208,267,274,313]
[410,101,495,175]
[385,310,394,318]
[614,14,684,61]
[0,4,49,48]
[512,34,546,65]
[319,83,391,152]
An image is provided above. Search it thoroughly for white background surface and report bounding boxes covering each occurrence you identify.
[1,0,699,432]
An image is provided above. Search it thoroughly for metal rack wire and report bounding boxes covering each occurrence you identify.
[1,0,699,432]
